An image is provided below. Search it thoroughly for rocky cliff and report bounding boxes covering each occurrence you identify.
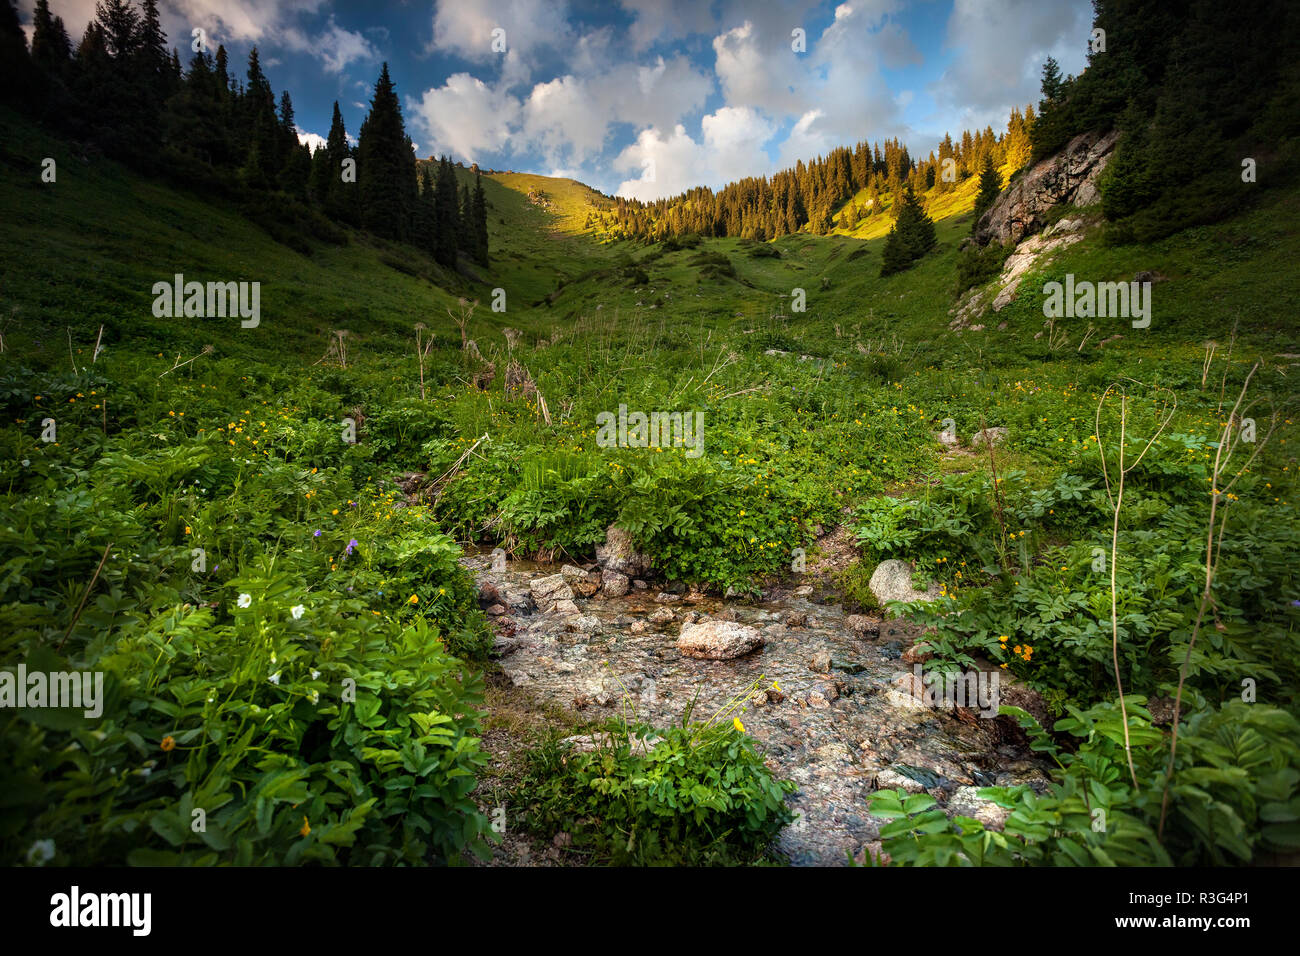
[974,128,1120,246]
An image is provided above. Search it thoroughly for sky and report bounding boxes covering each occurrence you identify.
[19,0,1093,200]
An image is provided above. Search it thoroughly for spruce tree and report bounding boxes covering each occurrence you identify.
[357,63,416,241]
[879,187,937,276]
[0,0,32,109]
[241,48,279,178]
[96,0,138,59]
[971,152,1002,232]
[31,0,71,72]
[433,156,459,266]
[312,102,347,200]
[458,181,474,252]
[214,44,230,95]
[137,0,170,85]
[1031,56,1074,161]
[412,165,437,254]
[318,102,359,224]
[472,171,489,265]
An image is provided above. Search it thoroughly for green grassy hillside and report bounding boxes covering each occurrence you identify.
[3,104,1299,868]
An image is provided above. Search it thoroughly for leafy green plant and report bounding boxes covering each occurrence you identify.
[867,700,1300,866]
[516,681,795,865]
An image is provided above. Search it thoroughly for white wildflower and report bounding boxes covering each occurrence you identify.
[26,840,55,865]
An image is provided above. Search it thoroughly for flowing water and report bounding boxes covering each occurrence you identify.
[465,551,1052,865]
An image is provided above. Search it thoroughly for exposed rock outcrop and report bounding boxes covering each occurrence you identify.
[974,129,1120,246]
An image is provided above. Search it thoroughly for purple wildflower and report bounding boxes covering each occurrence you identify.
[313,529,322,538]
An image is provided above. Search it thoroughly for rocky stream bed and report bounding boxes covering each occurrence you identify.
[465,532,1054,866]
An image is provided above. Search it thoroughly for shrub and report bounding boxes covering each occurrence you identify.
[1,592,492,866]
[516,707,795,865]
[868,700,1300,866]
[954,239,1013,297]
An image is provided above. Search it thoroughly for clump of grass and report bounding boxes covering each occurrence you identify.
[834,558,880,613]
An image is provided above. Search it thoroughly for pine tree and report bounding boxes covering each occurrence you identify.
[277,90,306,182]
[433,156,459,266]
[1003,106,1032,173]
[279,140,312,199]
[0,0,32,109]
[458,181,474,252]
[879,187,937,276]
[1039,56,1064,105]
[412,165,436,253]
[312,102,346,199]
[214,44,230,95]
[31,0,71,71]
[357,63,416,241]
[137,0,170,85]
[1031,56,1074,161]
[96,0,139,59]
[471,171,489,265]
[971,152,1002,232]
[237,48,279,185]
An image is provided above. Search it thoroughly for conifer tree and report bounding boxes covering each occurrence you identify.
[471,172,490,265]
[31,0,71,72]
[879,186,937,276]
[458,181,474,251]
[357,63,416,241]
[971,152,1002,232]
[412,165,437,253]
[312,102,347,200]
[0,0,32,108]
[96,0,138,59]
[214,44,230,95]
[1031,56,1074,161]
[433,156,459,266]
[137,0,170,86]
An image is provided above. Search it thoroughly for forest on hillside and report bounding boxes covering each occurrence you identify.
[601,0,1300,244]
[1,0,488,266]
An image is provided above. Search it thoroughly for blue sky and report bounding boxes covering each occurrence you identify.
[22,0,1092,198]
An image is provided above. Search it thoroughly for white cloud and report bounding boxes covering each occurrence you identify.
[169,0,326,45]
[296,127,326,153]
[930,0,1091,132]
[713,20,806,115]
[614,105,776,200]
[409,73,522,161]
[712,0,918,161]
[281,17,377,74]
[521,74,606,164]
[414,52,710,169]
[618,0,717,51]
[431,0,571,65]
[30,1,99,39]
